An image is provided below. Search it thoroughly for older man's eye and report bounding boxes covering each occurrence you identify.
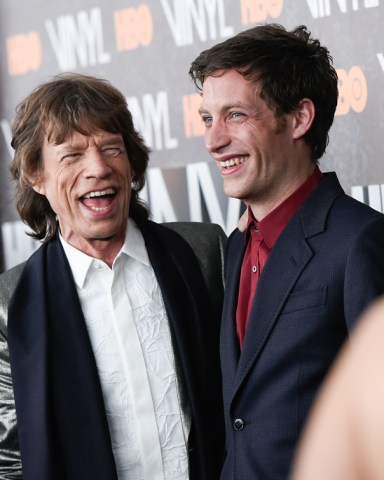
[61,152,80,161]
[103,147,123,156]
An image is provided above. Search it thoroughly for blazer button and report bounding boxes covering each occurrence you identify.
[233,418,245,430]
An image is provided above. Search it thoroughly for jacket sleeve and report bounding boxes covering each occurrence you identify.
[344,215,384,331]
[0,266,24,479]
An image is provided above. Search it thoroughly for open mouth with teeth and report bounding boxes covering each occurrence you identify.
[219,157,246,168]
[81,188,116,212]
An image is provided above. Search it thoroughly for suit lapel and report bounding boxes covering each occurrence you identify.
[8,237,117,480]
[140,221,197,359]
[236,216,313,387]
[8,245,59,479]
[44,239,117,479]
[140,221,218,384]
[229,172,344,395]
[220,230,245,380]
[140,221,224,480]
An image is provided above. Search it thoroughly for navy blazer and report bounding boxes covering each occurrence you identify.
[0,220,226,480]
[220,172,384,480]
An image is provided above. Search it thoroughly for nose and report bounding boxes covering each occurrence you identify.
[86,150,113,179]
[205,120,230,154]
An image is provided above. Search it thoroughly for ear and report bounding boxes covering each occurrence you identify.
[292,98,315,140]
[31,175,46,196]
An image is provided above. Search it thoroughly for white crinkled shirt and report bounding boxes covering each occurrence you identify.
[60,219,190,480]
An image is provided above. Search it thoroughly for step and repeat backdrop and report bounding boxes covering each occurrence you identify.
[1,0,384,271]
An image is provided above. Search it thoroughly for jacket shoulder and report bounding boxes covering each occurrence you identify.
[0,263,25,328]
[163,221,227,253]
[0,262,25,292]
[162,222,227,279]
[161,221,227,317]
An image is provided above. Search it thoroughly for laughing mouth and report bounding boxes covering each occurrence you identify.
[81,188,116,212]
[219,156,246,168]
[83,188,116,199]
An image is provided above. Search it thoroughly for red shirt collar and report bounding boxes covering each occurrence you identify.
[245,166,324,248]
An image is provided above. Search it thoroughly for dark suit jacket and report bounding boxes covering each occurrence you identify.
[220,172,384,480]
[0,220,226,480]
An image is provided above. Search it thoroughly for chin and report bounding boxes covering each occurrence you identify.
[224,186,246,200]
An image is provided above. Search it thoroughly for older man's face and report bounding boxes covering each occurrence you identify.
[33,129,131,254]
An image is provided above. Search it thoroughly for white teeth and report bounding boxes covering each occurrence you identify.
[219,157,245,168]
[83,188,115,199]
[90,206,108,212]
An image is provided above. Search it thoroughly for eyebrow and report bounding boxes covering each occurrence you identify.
[199,101,252,115]
[55,133,124,150]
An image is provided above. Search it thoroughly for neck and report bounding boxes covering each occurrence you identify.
[61,233,126,268]
[78,240,123,268]
[248,164,317,221]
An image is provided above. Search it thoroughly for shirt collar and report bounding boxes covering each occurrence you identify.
[60,218,149,288]
[120,218,150,266]
[245,166,324,249]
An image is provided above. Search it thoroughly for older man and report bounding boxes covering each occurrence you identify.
[0,73,226,480]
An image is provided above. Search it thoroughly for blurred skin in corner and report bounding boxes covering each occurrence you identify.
[291,296,384,480]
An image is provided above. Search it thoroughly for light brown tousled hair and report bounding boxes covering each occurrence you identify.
[10,73,150,242]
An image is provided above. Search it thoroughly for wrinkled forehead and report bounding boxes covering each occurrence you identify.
[43,107,119,146]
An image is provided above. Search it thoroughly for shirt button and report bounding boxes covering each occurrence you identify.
[233,418,245,430]
[252,266,257,273]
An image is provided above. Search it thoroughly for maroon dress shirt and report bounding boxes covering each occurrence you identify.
[236,167,324,348]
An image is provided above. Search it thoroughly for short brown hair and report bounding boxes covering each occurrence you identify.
[189,24,338,161]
